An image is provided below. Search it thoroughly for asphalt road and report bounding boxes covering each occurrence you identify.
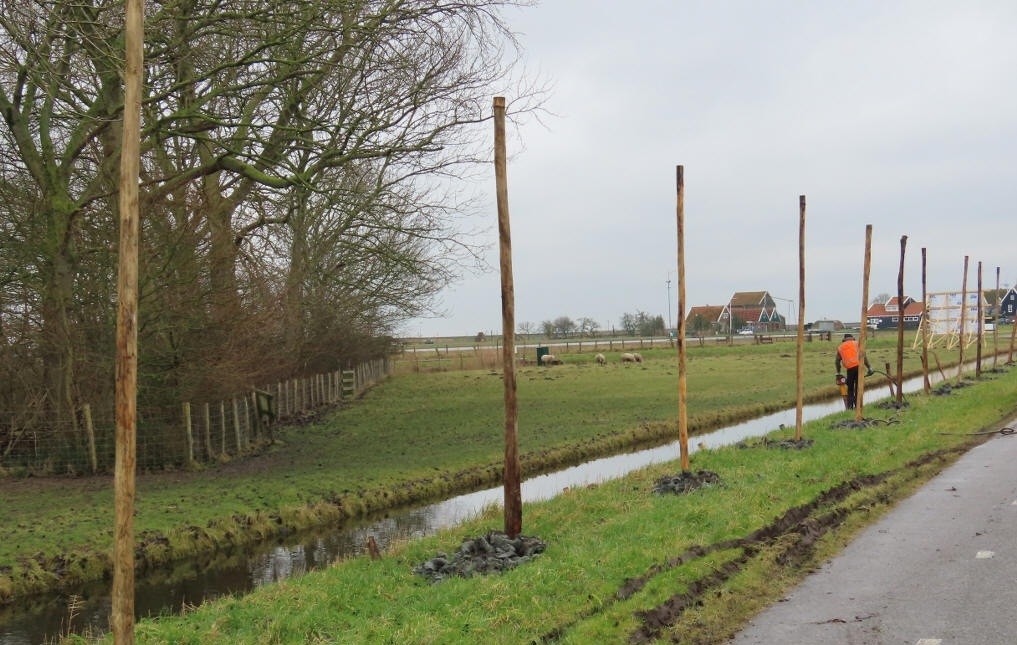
[729,418,1017,645]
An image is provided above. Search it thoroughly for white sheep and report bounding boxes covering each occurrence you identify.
[540,353,563,366]
[595,353,606,365]
[632,352,643,363]
[621,352,637,363]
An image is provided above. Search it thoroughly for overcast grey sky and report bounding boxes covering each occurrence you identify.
[404,0,1017,338]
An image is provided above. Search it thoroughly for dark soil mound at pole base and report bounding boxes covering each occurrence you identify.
[414,531,546,583]
[653,470,721,495]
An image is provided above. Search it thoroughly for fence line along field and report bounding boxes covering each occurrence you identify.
[393,330,855,374]
[0,358,391,476]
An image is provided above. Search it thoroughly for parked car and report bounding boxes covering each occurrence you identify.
[737,328,755,335]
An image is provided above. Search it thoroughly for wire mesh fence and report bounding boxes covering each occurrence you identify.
[0,357,391,476]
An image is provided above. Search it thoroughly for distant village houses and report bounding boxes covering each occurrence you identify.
[685,291,786,334]
[865,295,924,330]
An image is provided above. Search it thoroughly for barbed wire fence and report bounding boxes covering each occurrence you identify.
[0,357,391,476]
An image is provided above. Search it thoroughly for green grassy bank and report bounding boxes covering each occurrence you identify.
[0,337,971,603]
[100,364,1017,644]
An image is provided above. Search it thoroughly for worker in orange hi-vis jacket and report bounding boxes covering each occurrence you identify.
[835,333,872,409]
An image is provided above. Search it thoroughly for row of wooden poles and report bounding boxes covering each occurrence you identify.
[493,135,1014,547]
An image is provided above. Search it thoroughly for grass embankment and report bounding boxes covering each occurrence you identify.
[97,362,1017,643]
[0,338,959,603]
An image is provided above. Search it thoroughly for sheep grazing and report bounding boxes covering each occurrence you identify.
[632,352,643,363]
[595,353,606,365]
[540,353,563,366]
[620,352,637,363]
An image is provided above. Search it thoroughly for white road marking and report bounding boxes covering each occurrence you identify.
[975,550,995,559]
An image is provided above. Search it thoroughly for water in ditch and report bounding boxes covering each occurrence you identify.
[0,371,962,643]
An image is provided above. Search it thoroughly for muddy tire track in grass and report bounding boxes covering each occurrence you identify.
[538,444,971,644]
[624,445,969,644]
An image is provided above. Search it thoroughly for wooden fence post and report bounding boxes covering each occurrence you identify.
[203,402,213,461]
[220,401,227,455]
[182,402,194,465]
[232,398,241,453]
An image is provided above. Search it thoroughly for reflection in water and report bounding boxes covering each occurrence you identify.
[0,371,955,643]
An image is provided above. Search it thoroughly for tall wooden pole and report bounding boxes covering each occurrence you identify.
[675,166,689,472]
[1009,277,1017,364]
[856,225,872,421]
[114,0,143,641]
[975,261,983,377]
[493,96,521,538]
[993,266,1000,370]
[958,256,969,382]
[921,248,930,393]
[794,196,806,440]
[895,236,907,407]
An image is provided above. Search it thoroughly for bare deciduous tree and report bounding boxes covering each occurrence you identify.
[0,0,545,469]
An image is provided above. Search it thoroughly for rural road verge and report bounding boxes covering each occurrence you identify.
[729,417,1017,644]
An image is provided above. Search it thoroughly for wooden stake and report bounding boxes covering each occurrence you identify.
[203,402,213,460]
[794,196,806,441]
[921,248,930,394]
[856,225,872,421]
[958,256,969,383]
[932,351,947,382]
[976,261,983,378]
[493,96,522,538]
[675,166,689,471]
[113,0,143,639]
[994,266,1000,370]
[1009,284,1017,364]
[895,235,907,406]
[183,402,194,464]
[219,401,227,456]
[232,398,241,452]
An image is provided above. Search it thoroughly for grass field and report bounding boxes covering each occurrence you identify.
[94,354,1017,643]
[0,336,987,606]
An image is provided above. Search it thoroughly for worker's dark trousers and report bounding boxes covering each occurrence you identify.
[845,366,859,408]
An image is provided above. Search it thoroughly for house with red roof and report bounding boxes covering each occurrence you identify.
[726,291,786,332]
[866,295,924,330]
[685,291,786,333]
[685,305,726,335]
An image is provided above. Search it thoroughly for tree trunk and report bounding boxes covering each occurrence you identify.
[40,205,80,446]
